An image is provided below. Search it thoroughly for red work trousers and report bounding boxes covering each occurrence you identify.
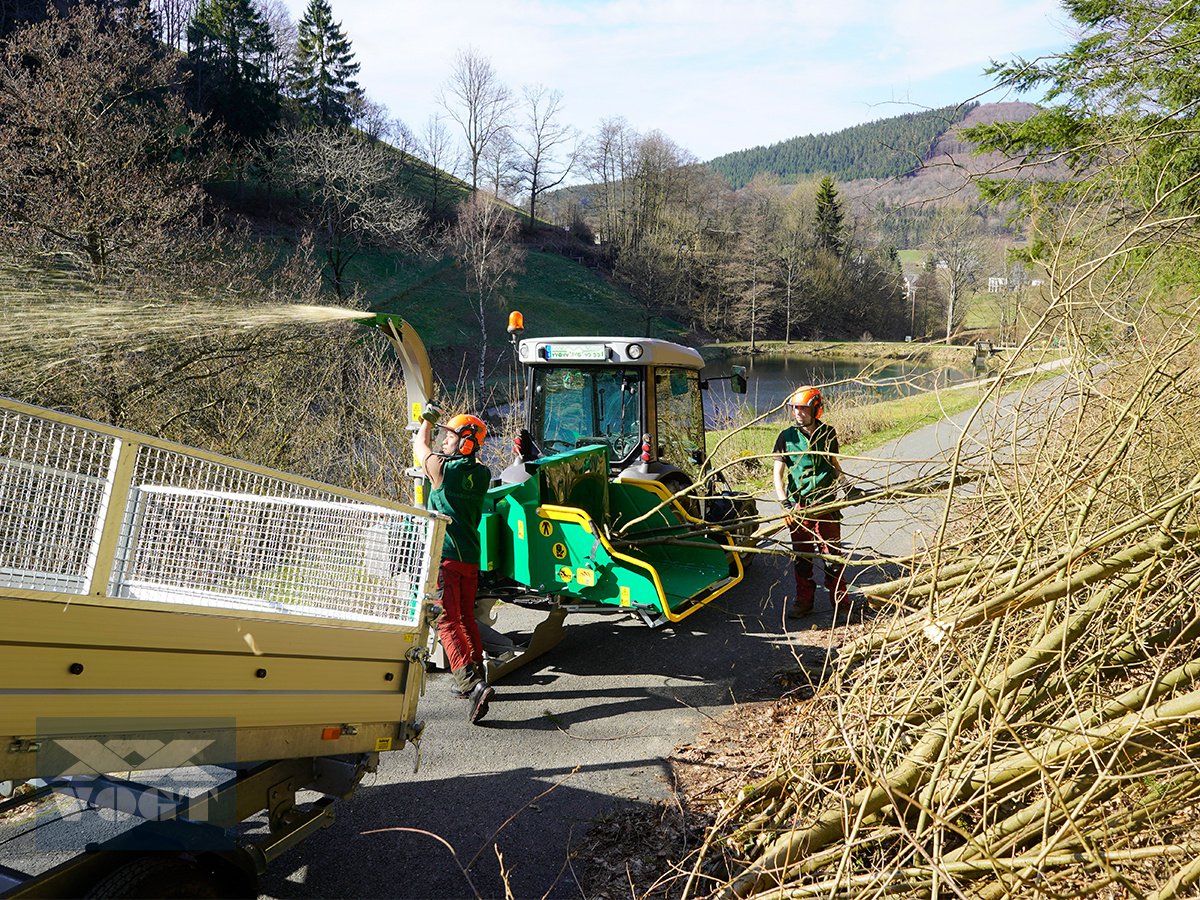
[437,559,484,673]
[788,515,848,612]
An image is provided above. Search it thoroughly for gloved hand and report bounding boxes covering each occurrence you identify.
[421,401,445,424]
[514,428,540,460]
[843,484,866,502]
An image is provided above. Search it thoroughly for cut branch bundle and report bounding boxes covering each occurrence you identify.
[682,330,1200,898]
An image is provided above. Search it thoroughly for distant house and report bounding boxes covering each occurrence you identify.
[988,276,1009,293]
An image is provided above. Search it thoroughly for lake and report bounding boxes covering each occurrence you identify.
[701,352,976,425]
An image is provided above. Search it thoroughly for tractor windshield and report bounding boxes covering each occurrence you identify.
[531,366,642,462]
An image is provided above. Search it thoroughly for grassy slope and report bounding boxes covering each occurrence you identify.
[346,246,682,368]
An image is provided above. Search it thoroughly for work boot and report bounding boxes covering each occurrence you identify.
[472,660,488,686]
[788,602,814,618]
[450,665,478,699]
[468,681,495,725]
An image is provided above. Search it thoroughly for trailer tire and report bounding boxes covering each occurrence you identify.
[85,855,224,899]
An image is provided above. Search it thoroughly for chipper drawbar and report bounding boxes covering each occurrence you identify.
[0,396,444,897]
[365,312,750,681]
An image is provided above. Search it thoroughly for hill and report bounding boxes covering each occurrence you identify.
[707,103,977,188]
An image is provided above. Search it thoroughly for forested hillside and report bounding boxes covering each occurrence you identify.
[707,102,976,188]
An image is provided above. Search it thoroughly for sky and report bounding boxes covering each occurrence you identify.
[280,0,1074,163]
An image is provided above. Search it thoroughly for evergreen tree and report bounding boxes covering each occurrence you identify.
[289,0,360,127]
[814,176,844,255]
[187,0,278,145]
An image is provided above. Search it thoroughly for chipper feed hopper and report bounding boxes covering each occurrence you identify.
[366,313,751,681]
[0,396,444,897]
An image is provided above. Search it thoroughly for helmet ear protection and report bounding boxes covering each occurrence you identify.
[443,414,488,456]
[788,387,823,419]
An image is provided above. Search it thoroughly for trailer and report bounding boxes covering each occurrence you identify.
[0,396,444,897]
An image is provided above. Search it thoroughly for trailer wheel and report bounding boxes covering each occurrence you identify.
[85,855,225,899]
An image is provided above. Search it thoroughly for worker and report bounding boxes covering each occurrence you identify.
[416,408,495,724]
[772,387,849,616]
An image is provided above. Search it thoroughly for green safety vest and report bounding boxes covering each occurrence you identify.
[774,422,839,506]
[428,456,490,563]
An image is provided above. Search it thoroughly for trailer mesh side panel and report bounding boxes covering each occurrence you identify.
[109,445,435,626]
[0,400,438,627]
[0,408,115,594]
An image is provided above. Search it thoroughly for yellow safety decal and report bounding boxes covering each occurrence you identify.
[539,520,553,537]
[375,737,393,752]
[558,565,573,583]
[576,568,595,587]
[619,585,631,607]
[410,401,421,422]
[552,542,568,559]
[403,633,414,643]
[517,520,525,540]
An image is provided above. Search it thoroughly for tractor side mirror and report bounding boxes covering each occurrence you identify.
[730,366,748,395]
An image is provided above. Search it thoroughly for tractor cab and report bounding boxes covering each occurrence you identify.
[515,333,746,486]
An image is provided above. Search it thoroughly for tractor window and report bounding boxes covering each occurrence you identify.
[531,367,642,462]
[654,367,705,477]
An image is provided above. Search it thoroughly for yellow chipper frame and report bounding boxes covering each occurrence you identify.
[0,396,444,897]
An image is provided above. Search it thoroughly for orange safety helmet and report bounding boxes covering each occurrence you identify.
[444,414,487,456]
[787,386,823,418]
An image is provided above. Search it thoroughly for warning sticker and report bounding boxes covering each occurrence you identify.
[539,520,554,537]
[576,568,595,587]
[552,542,568,559]
[619,586,632,607]
[558,566,573,583]
[375,737,393,752]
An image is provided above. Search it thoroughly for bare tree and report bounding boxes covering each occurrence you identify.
[269,126,426,297]
[256,0,296,87]
[0,6,208,280]
[417,114,460,218]
[350,93,390,141]
[513,84,577,229]
[480,126,520,202]
[448,192,525,399]
[152,0,200,48]
[931,204,984,341]
[583,116,636,245]
[439,47,514,191]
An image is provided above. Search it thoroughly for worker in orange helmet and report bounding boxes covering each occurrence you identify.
[416,409,495,724]
[772,387,850,616]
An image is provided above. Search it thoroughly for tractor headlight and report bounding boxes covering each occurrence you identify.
[627,343,643,360]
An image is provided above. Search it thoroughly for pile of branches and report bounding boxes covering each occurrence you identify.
[682,327,1200,898]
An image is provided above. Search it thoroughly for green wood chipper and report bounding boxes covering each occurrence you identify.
[369,313,756,679]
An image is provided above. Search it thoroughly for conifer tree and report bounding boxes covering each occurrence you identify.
[289,0,360,128]
[187,0,277,144]
[814,175,844,255]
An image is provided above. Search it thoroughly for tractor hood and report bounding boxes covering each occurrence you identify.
[517,336,704,369]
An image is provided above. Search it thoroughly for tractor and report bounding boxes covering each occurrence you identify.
[370,313,758,679]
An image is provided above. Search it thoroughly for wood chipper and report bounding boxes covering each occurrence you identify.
[367,313,756,680]
[0,396,444,897]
